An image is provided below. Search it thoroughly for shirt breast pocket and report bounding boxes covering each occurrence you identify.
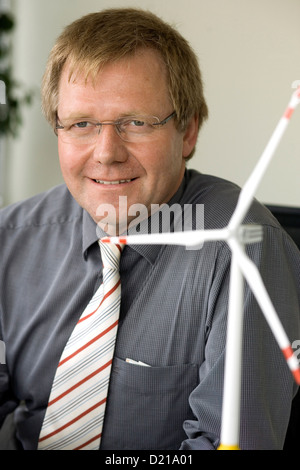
[100,357,199,450]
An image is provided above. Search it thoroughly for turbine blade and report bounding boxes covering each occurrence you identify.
[102,228,228,247]
[229,88,300,230]
[228,238,300,384]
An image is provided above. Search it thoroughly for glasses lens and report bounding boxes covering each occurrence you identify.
[56,114,172,145]
[118,116,159,141]
[56,120,99,144]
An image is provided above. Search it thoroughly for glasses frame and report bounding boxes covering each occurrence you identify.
[55,111,176,143]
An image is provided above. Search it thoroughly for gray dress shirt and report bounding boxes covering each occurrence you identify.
[0,169,299,450]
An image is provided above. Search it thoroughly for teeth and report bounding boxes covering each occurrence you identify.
[95,179,132,185]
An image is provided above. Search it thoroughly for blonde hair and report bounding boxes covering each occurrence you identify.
[42,8,208,158]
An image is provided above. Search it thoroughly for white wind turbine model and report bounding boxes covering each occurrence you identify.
[103,86,300,450]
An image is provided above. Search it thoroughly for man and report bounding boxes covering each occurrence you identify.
[0,8,299,450]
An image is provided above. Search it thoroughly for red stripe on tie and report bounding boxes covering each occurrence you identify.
[58,319,118,367]
[78,279,121,324]
[48,360,112,406]
[73,433,102,450]
[38,399,106,443]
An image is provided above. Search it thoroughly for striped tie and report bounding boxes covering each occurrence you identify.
[38,241,123,450]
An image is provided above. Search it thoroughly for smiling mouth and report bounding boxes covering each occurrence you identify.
[93,178,135,185]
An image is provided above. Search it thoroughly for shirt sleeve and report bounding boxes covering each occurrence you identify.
[180,224,300,450]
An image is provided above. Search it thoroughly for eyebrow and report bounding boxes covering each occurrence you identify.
[57,111,155,123]
[57,114,95,122]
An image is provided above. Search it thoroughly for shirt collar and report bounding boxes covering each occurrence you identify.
[82,172,186,264]
[82,210,99,259]
[82,212,161,265]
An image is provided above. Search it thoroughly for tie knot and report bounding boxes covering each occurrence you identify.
[98,240,124,271]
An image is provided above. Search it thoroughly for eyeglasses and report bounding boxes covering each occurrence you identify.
[55,111,176,145]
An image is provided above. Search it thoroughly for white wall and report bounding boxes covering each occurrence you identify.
[4,0,300,207]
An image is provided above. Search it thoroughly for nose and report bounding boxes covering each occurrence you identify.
[92,124,129,165]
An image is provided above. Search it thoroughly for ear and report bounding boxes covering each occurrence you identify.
[182,114,199,158]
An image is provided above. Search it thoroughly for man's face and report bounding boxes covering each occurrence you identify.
[57,49,198,234]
